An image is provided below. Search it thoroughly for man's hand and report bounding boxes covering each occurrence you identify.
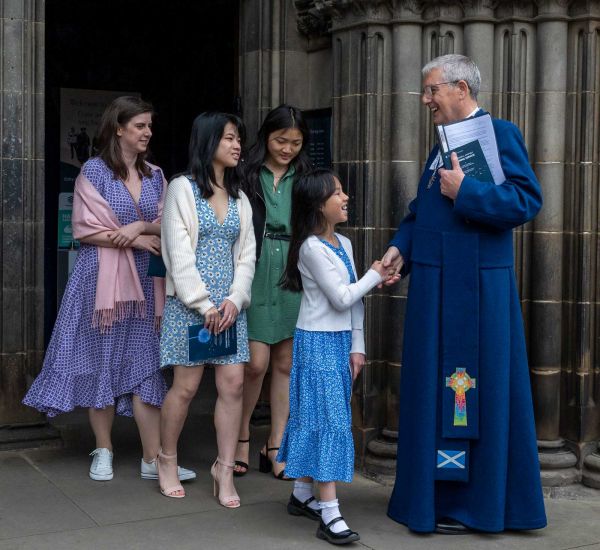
[350,353,366,382]
[438,152,464,200]
[380,246,403,287]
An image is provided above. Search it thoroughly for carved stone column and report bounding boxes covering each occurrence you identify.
[0,0,60,449]
[569,4,600,489]
[530,0,577,486]
[325,1,395,467]
[239,0,311,137]
[362,0,424,478]
[462,1,496,110]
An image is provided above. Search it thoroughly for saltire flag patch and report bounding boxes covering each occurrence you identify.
[437,449,466,469]
[435,442,469,482]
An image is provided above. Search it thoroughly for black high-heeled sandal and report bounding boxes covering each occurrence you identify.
[258,443,292,480]
[233,439,249,478]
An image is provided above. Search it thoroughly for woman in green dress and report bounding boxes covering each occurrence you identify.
[235,105,313,478]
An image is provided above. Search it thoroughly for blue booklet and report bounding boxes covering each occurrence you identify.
[187,323,237,362]
[440,139,494,183]
[436,113,506,185]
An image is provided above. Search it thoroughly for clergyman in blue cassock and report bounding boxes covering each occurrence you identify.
[383,54,547,534]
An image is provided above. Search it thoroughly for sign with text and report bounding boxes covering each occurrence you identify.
[304,108,332,169]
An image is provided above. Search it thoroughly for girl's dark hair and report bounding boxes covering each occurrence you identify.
[97,96,154,181]
[243,104,313,196]
[281,169,338,292]
[187,112,245,198]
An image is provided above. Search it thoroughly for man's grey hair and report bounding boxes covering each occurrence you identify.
[422,54,481,100]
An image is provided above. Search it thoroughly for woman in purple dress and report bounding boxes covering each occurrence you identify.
[23,96,194,484]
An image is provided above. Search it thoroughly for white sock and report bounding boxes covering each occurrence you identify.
[319,499,349,533]
[293,481,320,510]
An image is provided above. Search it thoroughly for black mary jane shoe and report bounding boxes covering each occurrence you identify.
[316,517,360,545]
[287,494,321,521]
[435,518,472,535]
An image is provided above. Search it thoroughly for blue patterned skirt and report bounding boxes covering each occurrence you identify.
[277,328,354,482]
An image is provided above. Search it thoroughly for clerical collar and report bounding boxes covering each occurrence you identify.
[466,106,481,118]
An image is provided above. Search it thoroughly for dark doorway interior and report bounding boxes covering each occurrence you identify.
[44,0,239,342]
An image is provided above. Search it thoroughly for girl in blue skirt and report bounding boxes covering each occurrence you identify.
[278,169,389,544]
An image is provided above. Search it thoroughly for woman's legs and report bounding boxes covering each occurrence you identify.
[214,362,245,500]
[132,395,161,462]
[89,406,115,450]
[235,341,270,472]
[235,337,293,476]
[267,338,293,476]
[159,365,204,493]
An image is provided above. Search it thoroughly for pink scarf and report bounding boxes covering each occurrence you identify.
[72,172,166,332]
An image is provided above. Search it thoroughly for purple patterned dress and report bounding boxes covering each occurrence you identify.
[23,158,167,417]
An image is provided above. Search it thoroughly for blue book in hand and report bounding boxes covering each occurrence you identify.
[441,139,494,183]
[435,113,505,185]
[188,324,237,362]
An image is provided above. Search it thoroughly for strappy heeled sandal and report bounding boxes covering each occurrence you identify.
[258,442,292,480]
[211,458,241,509]
[157,450,185,498]
[233,439,249,477]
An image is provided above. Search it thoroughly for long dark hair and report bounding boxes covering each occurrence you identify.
[243,104,312,196]
[187,112,246,198]
[281,169,338,292]
[97,96,154,181]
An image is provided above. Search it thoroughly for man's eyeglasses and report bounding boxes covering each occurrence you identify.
[421,81,459,98]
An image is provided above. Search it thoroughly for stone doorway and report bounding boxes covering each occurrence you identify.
[44,0,241,335]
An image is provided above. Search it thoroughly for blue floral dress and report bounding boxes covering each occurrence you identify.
[160,177,249,367]
[277,239,357,482]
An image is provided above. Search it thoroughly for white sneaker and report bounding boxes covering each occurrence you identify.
[89,448,113,481]
[140,458,196,481]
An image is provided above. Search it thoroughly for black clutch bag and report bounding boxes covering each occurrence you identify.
[147,254,167,278]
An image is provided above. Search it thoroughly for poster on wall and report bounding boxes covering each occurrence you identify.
[59,88,138,250]
[304,108,332,169]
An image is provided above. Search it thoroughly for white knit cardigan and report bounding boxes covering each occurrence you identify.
[296,234,382,354]
[162,175,256,315]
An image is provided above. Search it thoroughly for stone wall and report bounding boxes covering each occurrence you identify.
[0,0,46,427]
[260,0,600,486]
[239,0,333,138]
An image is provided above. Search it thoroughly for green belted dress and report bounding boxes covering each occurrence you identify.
[246,166,301,344]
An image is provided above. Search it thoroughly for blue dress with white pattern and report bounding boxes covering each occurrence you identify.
[277,239,356,482]
[160,177,249,367]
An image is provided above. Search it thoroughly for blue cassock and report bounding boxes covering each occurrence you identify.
[387,111,547,533]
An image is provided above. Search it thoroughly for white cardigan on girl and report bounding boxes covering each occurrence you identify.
[296,234,383,354]
[162,175,256,315]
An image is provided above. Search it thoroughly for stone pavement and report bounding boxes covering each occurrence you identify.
[2,381,600,550]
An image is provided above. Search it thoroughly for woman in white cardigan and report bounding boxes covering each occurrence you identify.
[157,113,255,506]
